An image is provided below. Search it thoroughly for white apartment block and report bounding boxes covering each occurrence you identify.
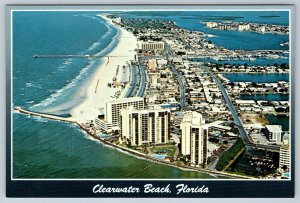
[120,106,170,146]
[265,125,282,144]
[180,111,208,167]
[138,41,164,50]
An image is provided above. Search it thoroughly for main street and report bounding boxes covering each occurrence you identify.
[125,64,139,97]
[137,57,148,97]
[170,65,186,108]
[125,56,148,98]
[163,39,187,109]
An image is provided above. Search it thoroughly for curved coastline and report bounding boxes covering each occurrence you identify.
[77,122,254,179]
[70,14,137,122]
[29,16,120,115]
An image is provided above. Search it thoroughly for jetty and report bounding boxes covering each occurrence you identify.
[14,106,76,123]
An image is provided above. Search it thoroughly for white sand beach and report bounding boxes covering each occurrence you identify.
[70,15,138,122]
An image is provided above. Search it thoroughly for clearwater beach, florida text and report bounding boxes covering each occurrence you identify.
[93,184,209,195]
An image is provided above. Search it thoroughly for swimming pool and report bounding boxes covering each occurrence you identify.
[152,154,166,160]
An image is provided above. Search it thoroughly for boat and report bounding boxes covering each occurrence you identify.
[280,42,289,47]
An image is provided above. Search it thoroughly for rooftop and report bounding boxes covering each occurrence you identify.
[107,97,144,104]
[181,111,203,126]
[266,125,282,132]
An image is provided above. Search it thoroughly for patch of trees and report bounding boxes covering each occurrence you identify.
[215,138,245,171]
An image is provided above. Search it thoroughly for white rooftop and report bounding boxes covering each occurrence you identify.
[181,111,203,126]
[235,100,256,104]
[108,97,143,104]
[266,125,282,132]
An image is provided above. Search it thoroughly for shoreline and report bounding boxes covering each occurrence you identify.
[70,14,138,122]
[14,106,254,180]
[78,124,254,179]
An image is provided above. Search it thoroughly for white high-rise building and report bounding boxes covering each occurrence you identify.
[180,111,208,167]
[106,97,144,127]
[138,41,164,51]
[96,97,144,132]
[120,106,170,146]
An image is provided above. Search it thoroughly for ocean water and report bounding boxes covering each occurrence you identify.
[13,11,118,114]
[12,11,290,179]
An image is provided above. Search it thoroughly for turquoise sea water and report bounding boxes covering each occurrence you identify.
[12,11,290,179]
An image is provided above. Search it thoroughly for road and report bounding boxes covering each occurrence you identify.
[170,65,186,108]
[125,64,139,97]
[204,67,251,145]
[204,67,280,152]
[137,57,148,97]
[125,56,148,98]
[163,40,187,108]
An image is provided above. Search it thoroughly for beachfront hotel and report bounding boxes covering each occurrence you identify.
[95,97,144,132]
[119,106,170,146]
[180,111,208,167]
[106,97,144,126]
